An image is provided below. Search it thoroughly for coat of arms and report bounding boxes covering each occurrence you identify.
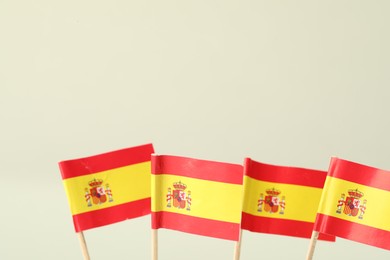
[84,178,113,206]
[257,188,285,214]
[166,181,191,211]
[336,189,367,219]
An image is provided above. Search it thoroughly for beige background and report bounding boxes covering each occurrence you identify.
[1,1,390,259]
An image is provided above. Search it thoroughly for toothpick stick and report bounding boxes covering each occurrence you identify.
[77,232,90,260]
[306,231,319,260]
[152,229,158,260]
[233,229,243,260]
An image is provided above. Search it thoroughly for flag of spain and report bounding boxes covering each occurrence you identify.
[314,157,390,250]
[151,155,244,241]
[59,144,154,232]
[241,158,335,241]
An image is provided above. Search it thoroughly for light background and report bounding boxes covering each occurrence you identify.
[1,1,390,259]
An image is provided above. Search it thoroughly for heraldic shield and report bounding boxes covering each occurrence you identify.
[90,186,107,204]
[173,190,186,209]
[344,196,360,216]
[264,195,279,213]
[172,181,187,209]
[264,188,280,213]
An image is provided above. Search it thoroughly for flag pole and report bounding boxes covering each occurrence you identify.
[152,229,158,260]
[233,229,243,260]
[77,232,91,260]
[305,231,319,260]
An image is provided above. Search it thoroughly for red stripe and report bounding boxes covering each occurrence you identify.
[59,144,154,179]
[314,214,390,250]
[152,211,240,241]
[244,158,327,188]
[72,198,150,232]
[327,158,390,191]
[241,212,335,241]
[151,155,243,185]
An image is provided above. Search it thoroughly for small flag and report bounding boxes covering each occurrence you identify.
[241,158,335,241]
[314,157,390,250]
[151,155,244,241]
[59,143,154,232]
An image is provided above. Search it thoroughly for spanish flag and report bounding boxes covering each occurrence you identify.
[241,158,335,241]
[151,155,244,241]
[59,144,154,232]
[314,157,390,250]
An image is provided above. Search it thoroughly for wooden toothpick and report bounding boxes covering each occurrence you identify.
[306,231,319,260]
[77,232,90,260]
[152,229,158,260]
[233,229,243,260]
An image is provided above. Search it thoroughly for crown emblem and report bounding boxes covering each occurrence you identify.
[173,181,187,191]
[348,189,364,199]
[265,188,281,196]
[88,179,103,187]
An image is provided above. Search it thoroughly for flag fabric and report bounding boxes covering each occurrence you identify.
[59,143,154,232]
[241,158,335,241]
[314,157,390,250]
[151,155,244,241]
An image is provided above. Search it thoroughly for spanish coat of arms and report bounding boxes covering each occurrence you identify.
[166,181,191,211]
[336,189,367,219]
[84,178,113,206]
[257,188,285,214]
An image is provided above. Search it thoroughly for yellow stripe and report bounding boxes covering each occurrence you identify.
[152,174,243,224]
[63,162,151,215]
[242,176,323,222]
[318,176,390,231]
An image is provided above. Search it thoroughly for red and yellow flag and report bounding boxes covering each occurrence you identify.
[151,155,244,241]
[241,158,335,241]
[59,143,154,232]
[314,157,390,250]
